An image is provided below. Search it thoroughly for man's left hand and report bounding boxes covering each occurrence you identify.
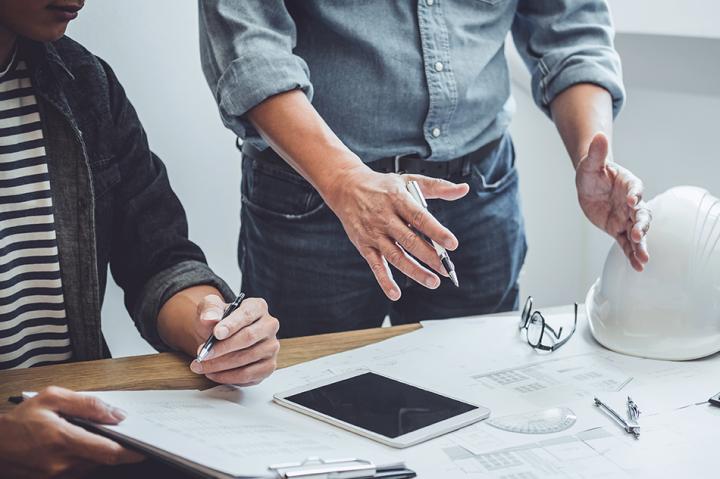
[575,132,651,271]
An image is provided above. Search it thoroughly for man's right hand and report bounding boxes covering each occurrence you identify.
[324,165,469,300]
[0,386,144,478]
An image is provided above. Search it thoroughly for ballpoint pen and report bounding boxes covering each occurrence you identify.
[406,180,459,287]
[196,292,246,362]
[594,397,640,438]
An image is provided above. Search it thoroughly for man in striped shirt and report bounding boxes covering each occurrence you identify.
[0,1,281,477]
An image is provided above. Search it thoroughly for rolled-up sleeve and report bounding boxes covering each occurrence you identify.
[135,260,234,351]
[512,0,625,118]
[198,0,313,138]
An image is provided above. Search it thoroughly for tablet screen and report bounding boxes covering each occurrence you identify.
[284,372,478,438]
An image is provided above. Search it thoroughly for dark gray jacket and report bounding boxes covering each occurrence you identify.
[19,36,232,361]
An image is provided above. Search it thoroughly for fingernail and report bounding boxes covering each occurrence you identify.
[426,277,440,289]
[215,325,229,340]
[201,309,221,321]
[111,407,127,421]
[389,289,401,301]
[190,360,203,374]
[444,237,458,250]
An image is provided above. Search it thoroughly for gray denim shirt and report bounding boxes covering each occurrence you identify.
[23,37,233,361]
[199,0,625,163]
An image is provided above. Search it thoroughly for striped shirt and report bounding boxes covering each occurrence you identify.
[0,51,72,369]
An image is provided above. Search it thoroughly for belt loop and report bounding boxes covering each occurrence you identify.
[461,156,472,177]
[393,155,405,174]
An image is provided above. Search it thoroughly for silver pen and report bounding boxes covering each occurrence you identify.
[196,293,246,362]
[406,180,459,287]
[594,397,640,438]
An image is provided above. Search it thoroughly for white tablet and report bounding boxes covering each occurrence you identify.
[273,369,490,448]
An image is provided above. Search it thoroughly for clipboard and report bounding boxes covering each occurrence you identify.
[8,396,416,479]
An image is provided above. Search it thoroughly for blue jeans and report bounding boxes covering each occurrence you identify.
[239,135,527,338]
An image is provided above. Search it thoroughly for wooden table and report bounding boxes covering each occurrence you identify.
[0,324,421,414]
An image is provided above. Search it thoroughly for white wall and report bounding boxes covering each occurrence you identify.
[607,0,720,39]
[511,31,720,309]
[67,2,720,356]
[68,1,240,357]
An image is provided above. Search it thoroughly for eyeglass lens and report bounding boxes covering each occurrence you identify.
[526,312,544,347]
[519,296,533,329]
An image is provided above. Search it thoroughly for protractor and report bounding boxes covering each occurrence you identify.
[486,407,577,434]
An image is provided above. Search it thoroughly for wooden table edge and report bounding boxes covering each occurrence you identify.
[0,323,422,413]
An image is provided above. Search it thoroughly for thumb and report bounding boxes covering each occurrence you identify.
[582,132,610,171]
[406,175,469,201]
[197,294,226,324]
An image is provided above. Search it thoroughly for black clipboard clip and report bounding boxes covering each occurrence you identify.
[268,457,416,479]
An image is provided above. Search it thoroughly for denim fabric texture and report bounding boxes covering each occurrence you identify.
[19,37,232,359]
[240,135,526,338]
[200,0,625,162]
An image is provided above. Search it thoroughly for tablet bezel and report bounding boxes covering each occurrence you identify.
[273,369,490,448]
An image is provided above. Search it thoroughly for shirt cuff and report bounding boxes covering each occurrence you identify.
[133,260,234,352]
[533,53,626,119]
[215,52,313,138]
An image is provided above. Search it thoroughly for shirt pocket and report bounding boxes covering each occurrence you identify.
[241,157,326,221]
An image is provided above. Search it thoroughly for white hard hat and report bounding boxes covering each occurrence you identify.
[586,186,720,360]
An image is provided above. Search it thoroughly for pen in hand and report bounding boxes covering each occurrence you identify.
[406,180,459,287]
[196,292,246,362]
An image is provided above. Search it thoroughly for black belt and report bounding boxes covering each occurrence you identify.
[240,137,502,179]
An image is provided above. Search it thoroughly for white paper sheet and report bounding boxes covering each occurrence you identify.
[213,305,720,478]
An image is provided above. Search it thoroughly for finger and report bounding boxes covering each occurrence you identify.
[404,174,470,201]
[63,422,144,465]
[380,238,440,290]
[617,234,643,272]
[389,219,447,276]
[363,249,401,300]
[632,235,650,265]
[195,338,280,375]
[206,357,277,386]
[625,176,644,207]
[583,132,610,171]
[196,314,279,362]
[213,297,268,341]
[36,387,127,424]
[631,203,652,242]
[397,197,458,250]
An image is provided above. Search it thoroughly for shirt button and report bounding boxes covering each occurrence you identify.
[434,61,444,72]
[426,0,434,5]
[431,127,441,138]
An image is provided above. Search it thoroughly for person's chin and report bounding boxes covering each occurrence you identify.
[32,24,70,42]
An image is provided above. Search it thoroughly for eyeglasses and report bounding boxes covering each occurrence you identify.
[518,297,578,352]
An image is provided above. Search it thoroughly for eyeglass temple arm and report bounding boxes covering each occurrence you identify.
[549,303,579,351]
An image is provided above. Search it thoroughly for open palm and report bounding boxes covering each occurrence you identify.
[576,133,651,271]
